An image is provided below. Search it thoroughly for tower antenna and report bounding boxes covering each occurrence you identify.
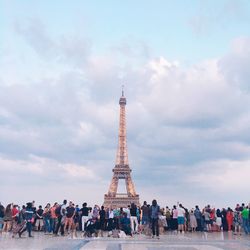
[122,85,124,96]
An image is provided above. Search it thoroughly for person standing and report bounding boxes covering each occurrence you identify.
[26,202,34,237]
[204,208,211,232]
[241,206,249,234]
[80,203,89,234]
[0,203,4,234]
[54,199,67,236]
[165,206,171,231]
[20,205,26,222]
[104,207,109,231]
[233,209,242,235]
[215,209,222,231]
[210,208,216,228]
[72,204,80,238]
[35,205,44,231]
[11,205,19,232]
[50,203,58,233]
[177,204,186,233]
[150,199,160,239]
[64,201,75,234]
[248,203,250,234]
[19,202,34,237]
[221,208,228,231]
[189,209,197,232]
[137,206,141,226]
[194,206,202,231]
[43,203,51,234]
[141,201,150,226]
[130,203,139,234]
[107,208,114,231]
[226,208,233,231]
[99,206,106,237]
[172,205,178,232]
[3,204,12,233]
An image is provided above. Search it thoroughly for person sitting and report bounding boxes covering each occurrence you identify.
[120,212,132,236]
[84,218,95,237]
[84,218,100,237]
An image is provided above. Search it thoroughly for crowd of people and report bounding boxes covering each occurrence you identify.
[0,200,250,239]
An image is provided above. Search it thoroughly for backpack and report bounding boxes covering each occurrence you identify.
[55,206,61,216]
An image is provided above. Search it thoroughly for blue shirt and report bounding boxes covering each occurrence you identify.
[25,208,34,221]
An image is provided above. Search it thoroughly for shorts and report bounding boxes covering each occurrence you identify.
[35,218,44,227]
[215,217,221,226]
[177,217,185,225]
[65,217,73,227]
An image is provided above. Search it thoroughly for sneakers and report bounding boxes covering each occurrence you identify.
[152,235,160,239]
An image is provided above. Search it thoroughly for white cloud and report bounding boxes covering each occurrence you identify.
[0,155,96,180]
[0,155,101,205]
[219,37,250,91]
[0,157,43,175]
[14,18,91,66]
[187,159,250,191]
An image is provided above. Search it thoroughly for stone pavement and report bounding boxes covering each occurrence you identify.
[0,231,250,250]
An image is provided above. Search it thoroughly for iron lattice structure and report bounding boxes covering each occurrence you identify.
[103,91,140,208]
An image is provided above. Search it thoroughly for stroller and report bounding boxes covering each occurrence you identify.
[12,221,27,238]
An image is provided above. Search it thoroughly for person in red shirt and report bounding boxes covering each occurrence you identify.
[12,205,19,227]
[11,204,20,237]
[226,208,234,231]
[50,203,59,233]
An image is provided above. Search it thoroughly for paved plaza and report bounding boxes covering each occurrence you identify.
[0,232,250,250]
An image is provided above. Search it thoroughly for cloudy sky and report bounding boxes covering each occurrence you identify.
[1,0,250,209]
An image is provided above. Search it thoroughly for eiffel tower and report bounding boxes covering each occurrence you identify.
[103,89,140,208]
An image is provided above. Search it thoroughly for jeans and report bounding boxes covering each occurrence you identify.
[107,218,114,231]
[130,216,138,233]
[0,217,3,230]
[81,216,89,231]
[50,218,56,233]
[242,218,249,234]
[26,221,32,237]
[151,218,159,236]
[142,216,149,225]
[44,218,51,232]
[196,218,202,231]
[55,215,64,235]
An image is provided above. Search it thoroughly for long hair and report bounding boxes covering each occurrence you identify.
[5,204,12,213]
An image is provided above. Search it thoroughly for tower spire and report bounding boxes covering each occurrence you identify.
[122,85,124,97]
